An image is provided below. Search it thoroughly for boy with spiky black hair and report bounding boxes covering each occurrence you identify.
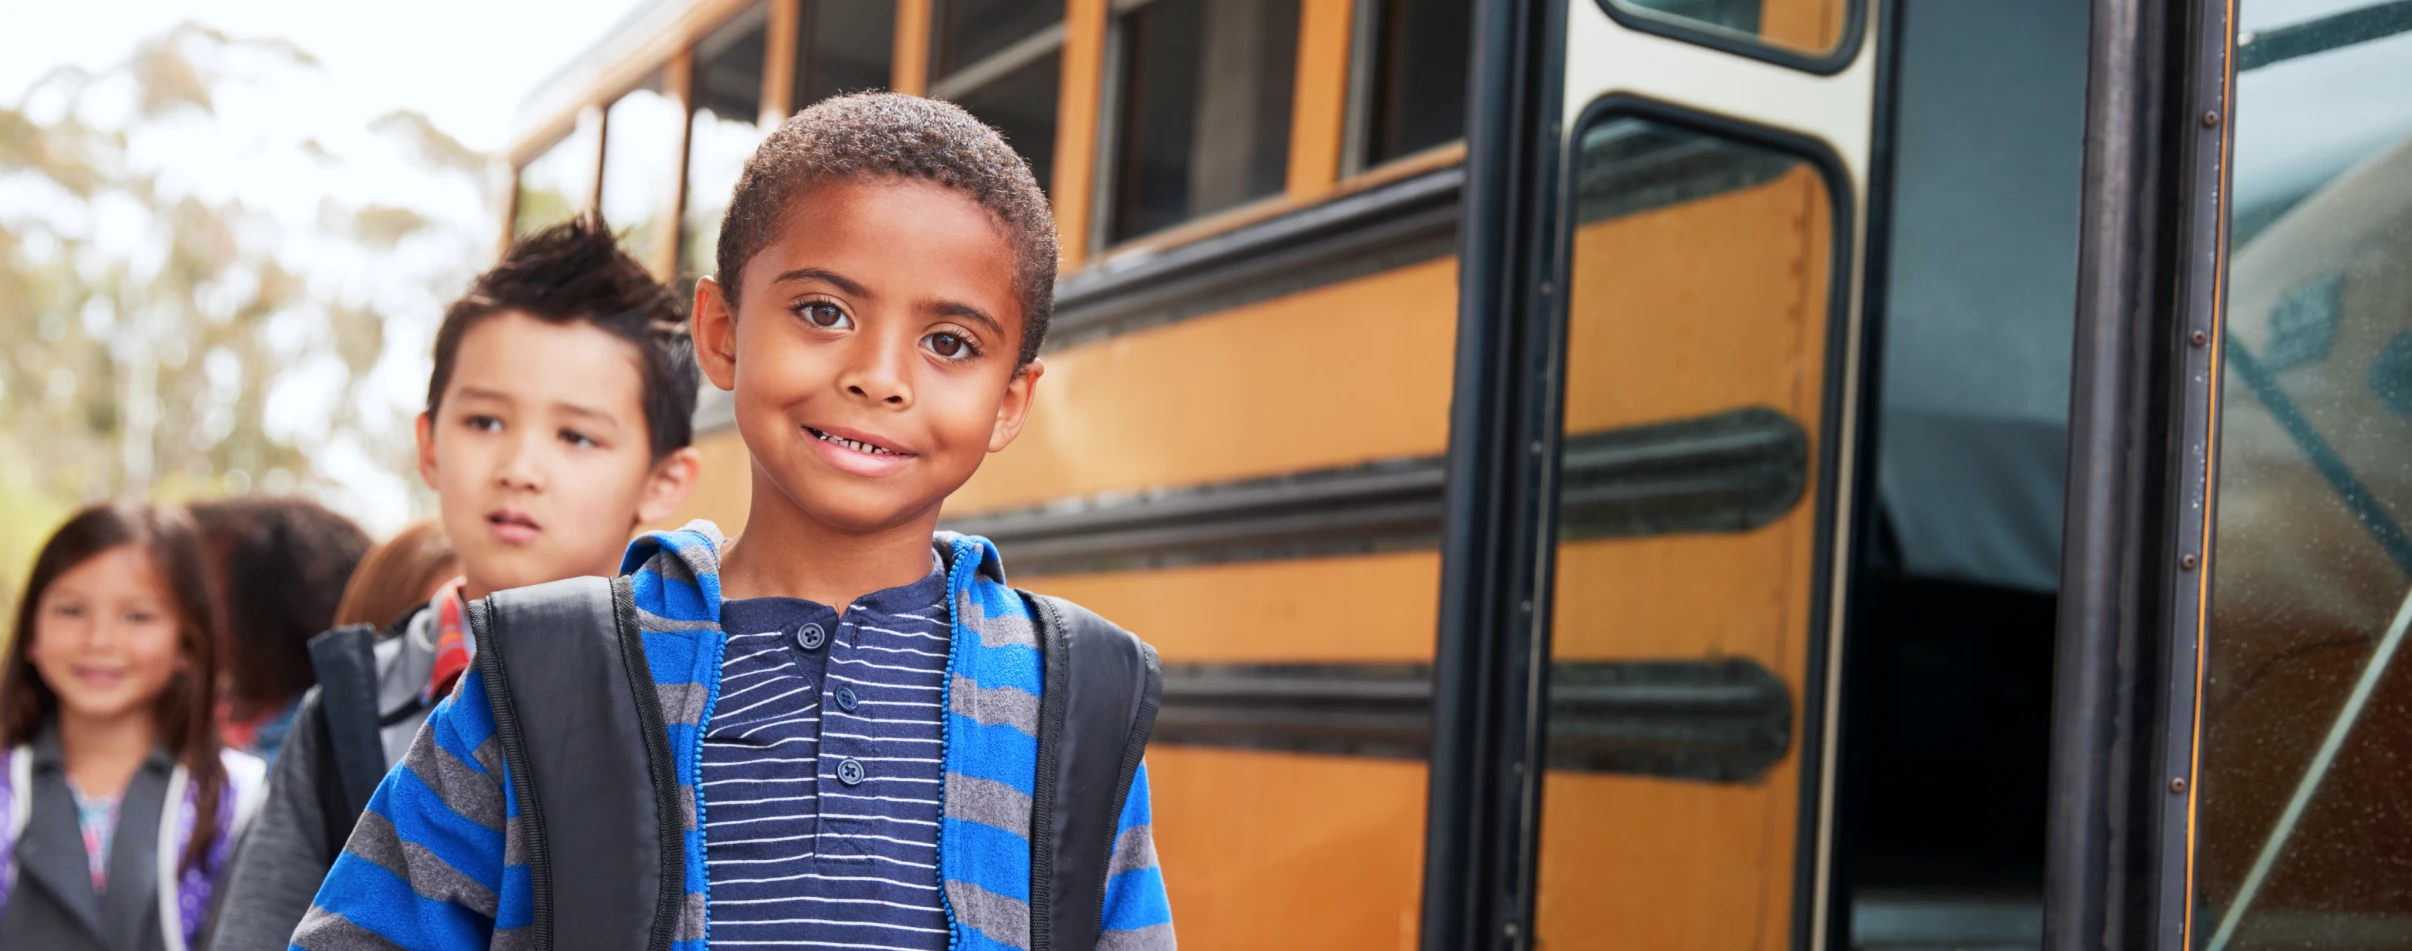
[294,93,1172,951]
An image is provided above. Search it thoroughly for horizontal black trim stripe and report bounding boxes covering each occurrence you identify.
[943,406,1809,576]
[2238,0,2412,71]
[1152,658,1793,782]
[1050,169,1464,349]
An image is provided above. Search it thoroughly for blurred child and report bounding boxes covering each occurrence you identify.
[204,214,701,951]
[191,497,371,764]
[0,502,268,950]
[298,93,1171,951]
[328,522,457,631]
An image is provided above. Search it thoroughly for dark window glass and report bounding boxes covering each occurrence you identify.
[694,3,767,122]
[1106,0,1299,243]
[793,0,895,109]
[684,4,771,281]
[1359,0,1471,167]
[930,0,1063,81]
[2197,1,2412,946]
[948,49,1060,196]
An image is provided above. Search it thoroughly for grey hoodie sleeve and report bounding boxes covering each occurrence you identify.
[203,688,337,951]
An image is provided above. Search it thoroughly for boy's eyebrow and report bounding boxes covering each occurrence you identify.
[771,267,869,298]
[934,302,1004,339]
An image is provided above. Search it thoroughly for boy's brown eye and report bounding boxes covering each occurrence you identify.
[800,301,850,329]
[927,332,970,359]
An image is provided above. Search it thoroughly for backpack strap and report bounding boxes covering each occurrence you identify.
[1022,592,1163,951]
[468,575,683,951]
[306,622,386,855]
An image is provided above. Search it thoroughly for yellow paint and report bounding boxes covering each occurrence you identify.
[1760,0,1851,53]
[1532,163,1833,950]
[948,257,1461,515]
[1055,0,1109,266]
[1017,551,1440,662]
[1285,0,1354,202]
[1148,746,1427,951]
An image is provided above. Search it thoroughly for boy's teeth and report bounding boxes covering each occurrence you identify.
[817,429,891,455]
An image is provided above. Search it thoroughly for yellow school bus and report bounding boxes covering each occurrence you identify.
[502,0,2412,948]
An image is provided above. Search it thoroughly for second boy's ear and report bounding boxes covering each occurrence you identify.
[634,446,704,527]
[693,276,739,392]
[415,412,441,491]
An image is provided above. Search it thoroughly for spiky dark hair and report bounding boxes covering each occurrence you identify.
[428,212,697,459]
[716,92,1057,365]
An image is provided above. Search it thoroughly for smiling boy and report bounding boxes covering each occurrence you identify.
[294,94,1171,951]
[208,217,700,951]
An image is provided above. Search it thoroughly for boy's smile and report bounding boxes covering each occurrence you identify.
[696,177,1041,555]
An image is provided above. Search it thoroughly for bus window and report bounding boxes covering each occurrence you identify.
[601,71,683,274]
[514,111,599,238]
[1102,0,1300,244]
[2197,2,2412,947]
[1538,113,1835,950]
[928,0,1063,195]
[1607,0,1852,58]
[790,0,894,110]
[1349,0,1470,172]
[683,4,770,283]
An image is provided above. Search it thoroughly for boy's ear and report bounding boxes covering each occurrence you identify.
[415,412,440,491]
[988,359,1044,454]
[634,446,704,526]
[693,276,739,392]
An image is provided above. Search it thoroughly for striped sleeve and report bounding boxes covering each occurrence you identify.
[291,667,519,951]
[1096,761,1174,951]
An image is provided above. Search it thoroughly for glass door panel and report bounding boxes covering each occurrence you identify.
[1535,113,1838,951]
[2197,2,2412,947]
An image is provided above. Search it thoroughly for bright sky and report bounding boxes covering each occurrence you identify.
[0,0,651,154]
[0,0,653,533]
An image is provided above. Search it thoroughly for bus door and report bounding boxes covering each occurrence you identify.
[1424,0,1876,949]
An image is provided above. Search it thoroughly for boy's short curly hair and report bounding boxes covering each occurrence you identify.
[716,92,1058,365]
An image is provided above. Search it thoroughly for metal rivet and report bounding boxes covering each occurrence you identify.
[1512,760,1527,776]
[2202,110,2221,128]
[2170,777,2188,794]
[2191,329,2208,347]
[1504,922,1520,939]
[1530,440,1545,455]
[2181,553,2199,571]
[1520,599,1533,615]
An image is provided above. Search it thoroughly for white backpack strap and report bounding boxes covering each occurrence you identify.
[222,748,270,837]
[157,762,194,951]
[4,745,28,841]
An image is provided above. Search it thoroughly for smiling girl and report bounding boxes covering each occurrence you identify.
[0,503,268,951]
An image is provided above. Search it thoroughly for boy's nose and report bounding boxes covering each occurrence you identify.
[839,343,913,407]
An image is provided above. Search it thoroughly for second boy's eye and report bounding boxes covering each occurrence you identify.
[465,414,503,433]
[560,428,598,449]
[925,332,978,360]
[796,300,852,330]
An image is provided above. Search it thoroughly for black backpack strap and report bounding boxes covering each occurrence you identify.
[1022,591,1163,951]
[306,622,387,851]
[468,575,683,951]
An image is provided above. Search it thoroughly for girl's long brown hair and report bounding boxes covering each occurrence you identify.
[1,502,228,872]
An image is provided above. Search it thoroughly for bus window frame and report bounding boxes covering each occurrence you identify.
[2043,0,2235,947]
[1589,0,1870,75]
[1529,91,1858,951]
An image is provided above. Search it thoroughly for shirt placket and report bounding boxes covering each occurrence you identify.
[815,608,874,855]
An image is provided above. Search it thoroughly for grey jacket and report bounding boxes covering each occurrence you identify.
[0,730,174,951]
[202,603,446,951]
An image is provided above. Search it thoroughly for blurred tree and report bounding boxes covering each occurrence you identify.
[0,23,494,622]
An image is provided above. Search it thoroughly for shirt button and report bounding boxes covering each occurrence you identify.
[795,622,827,651]
[835,685,859,712]
[836,757,866,786]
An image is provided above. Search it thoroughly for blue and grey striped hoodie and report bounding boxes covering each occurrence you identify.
[291,522,1173,951]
